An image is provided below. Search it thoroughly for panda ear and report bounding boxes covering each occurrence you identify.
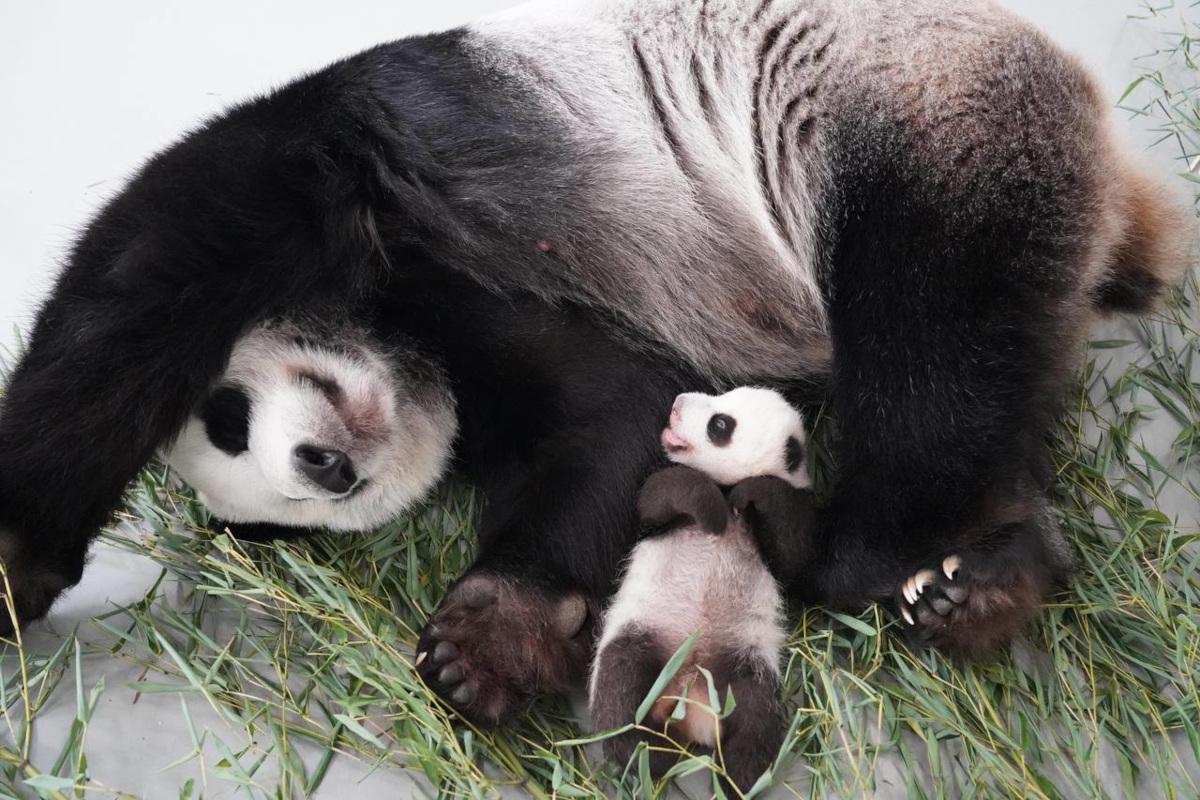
[784,436,805,473]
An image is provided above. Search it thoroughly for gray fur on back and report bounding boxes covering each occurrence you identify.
[455,0,1166,380]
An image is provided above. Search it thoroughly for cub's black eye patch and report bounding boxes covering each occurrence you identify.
[785,435,805,473]
[295,371,344,405]
[201,385,251,455]
[707,413,736,446]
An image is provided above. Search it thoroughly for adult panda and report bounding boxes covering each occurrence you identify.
[0,0,1189,725]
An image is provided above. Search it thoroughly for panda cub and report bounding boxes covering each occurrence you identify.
[165,318,457,537]
[589,387,815,792]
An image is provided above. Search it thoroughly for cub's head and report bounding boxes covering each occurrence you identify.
[660,387,808,488]
[165,320,457,532]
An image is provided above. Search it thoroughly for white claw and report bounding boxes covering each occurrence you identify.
[901,606,915,625]
[914,570,935,596]
[943,555,962,580]
[902,579,916,605]
[415,651,427,667]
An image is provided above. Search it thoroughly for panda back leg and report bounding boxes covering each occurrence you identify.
[415,572,595,725]
[711,652,785,794]
[589,627,679,778]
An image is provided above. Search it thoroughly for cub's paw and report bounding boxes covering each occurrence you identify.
[894,553,1047,658]
[415,572,595,725]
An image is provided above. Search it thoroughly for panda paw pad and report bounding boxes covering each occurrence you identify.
[414,572,594,725]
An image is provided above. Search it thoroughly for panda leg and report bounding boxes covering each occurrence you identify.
[0,108,390,633]
[713,660,785,795]
[809,96,1092,651]
[589,628,679,778]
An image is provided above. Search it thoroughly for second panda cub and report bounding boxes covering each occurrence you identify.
[589,387,815,792]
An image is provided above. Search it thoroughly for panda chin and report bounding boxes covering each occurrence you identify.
[334,479,369,502]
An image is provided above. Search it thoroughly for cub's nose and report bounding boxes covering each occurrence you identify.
[293,445,357,494]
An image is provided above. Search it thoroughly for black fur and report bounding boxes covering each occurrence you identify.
[783,435,804,474]
[200,386,252,456]
[636,465,730,536]
[706,413,736,446]
[728,476,816,590]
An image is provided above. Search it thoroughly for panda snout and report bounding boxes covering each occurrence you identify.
[293,445,358,495]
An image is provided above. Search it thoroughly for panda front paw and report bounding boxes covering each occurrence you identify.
[415,572,595,725]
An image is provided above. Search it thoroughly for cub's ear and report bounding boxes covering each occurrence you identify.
[636,466,728,535]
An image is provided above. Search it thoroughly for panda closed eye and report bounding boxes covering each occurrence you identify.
[707,413,736,446]
[295,370,344,405]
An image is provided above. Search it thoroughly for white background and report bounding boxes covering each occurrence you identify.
[0,1,1192,797]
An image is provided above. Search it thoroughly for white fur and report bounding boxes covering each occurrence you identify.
[165,322,457,531]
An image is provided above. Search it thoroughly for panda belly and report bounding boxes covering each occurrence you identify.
[597,523,785,744]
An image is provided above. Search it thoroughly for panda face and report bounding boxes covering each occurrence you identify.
[165,321,457,532]
[660,387,809,489]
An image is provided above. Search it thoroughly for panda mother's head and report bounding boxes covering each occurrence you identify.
[166,320,457,532]
[661,387,809,489]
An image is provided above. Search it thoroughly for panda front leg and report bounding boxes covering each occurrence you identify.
[0,109,392,633]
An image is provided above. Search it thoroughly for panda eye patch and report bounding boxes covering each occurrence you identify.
[707,413,736,446]
[785,435,805,473]
[200,385,251,455]
[296,371,344,404]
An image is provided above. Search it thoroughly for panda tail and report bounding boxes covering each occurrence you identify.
[1094,168,1194,314]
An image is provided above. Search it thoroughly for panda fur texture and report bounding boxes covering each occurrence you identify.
[589,388,816,791]
[0,0,1192,725]
[164,318,457,536]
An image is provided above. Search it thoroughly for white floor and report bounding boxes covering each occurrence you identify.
[0,1,1194,797]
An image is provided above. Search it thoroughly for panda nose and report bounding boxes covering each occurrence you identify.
[293,445,357,494]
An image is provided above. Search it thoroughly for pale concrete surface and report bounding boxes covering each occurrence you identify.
[0,1,1194,797]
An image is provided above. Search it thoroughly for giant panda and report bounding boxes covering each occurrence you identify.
[589,387,816,792]
[0,0,1190,727]
[164,318,458,538]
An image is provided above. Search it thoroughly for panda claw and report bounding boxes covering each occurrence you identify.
[415,651,427,667]
[942,555,962,580]
[913,569,935,596]
[900,605,915,625]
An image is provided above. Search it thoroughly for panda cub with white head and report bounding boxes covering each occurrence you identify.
[590,387,815,792]
[165,318,457,538]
